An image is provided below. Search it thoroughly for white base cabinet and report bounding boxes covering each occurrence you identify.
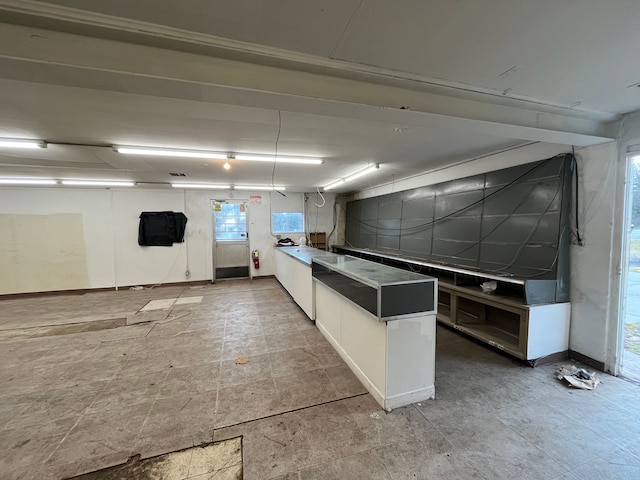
[314,280,436,411]
[274,246,338,320]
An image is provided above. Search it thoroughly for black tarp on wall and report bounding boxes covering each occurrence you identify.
[138,211,187,246]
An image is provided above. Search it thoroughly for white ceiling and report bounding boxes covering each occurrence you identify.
[0,0,636,192]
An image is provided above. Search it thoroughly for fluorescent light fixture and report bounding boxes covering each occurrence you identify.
[0,178,57,185]
[323,179,346,190]
[171,183,230,189]
[234,185,286,191]
[0,139,46,149]
[324,164,380,191]
[114,146,322,165]
[115,146,228,160]
[234,154,323,165]
[61,180,135,187]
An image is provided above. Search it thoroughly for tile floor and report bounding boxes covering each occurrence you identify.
[1,278,639,479]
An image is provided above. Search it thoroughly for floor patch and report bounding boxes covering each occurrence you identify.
[140,298,178,311]
[0,317,126,341]
[175,296,203,305]
[67,437,242,479]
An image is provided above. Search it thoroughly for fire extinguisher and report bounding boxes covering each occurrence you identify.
[251,250,260,269]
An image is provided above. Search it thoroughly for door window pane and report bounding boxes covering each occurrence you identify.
[215,203,247,240]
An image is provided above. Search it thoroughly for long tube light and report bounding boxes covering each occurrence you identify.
[234,154,322,165]
[234,185,286,191]
[115,146,228,160]
[0,139,47,149]
[324,164,379,190]
[115,146,322,165]
[0,178,57,185]
[171,183,230,189]
[61,180,135,187]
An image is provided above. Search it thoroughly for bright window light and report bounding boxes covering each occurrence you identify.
[272,212,304,233]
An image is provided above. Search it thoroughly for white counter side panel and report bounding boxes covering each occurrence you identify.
[315,281,340,343]
[385,315,436,409]
[340,299,387,395]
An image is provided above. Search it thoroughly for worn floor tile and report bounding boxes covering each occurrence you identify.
[2,278,640,480]
[299,449,392,480]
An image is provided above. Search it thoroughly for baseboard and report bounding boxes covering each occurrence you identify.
[0,279,212,300]
[568,350,605,372]
[528,350,569,367]
[384,386,436,410]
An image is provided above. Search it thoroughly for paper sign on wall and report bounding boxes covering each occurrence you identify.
[214,203,222,212]
[249,195,262,204]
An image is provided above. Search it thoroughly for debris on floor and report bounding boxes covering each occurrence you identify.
[129,285,144,291]
[557,364,600,390]
[369,412,381,419]
[236,356,250,365]
[67,437,242,479]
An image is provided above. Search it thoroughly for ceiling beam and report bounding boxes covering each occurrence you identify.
[0,22,617,146]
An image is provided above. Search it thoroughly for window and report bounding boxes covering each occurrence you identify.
[215,203,247,240]
[272,212,303,233]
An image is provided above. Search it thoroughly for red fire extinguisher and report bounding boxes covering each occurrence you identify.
[251,250,260,269]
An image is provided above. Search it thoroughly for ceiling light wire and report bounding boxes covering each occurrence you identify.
[272,111,286,197]
[314,187,326,208]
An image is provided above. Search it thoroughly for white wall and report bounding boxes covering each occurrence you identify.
[304,192,338,246]
[0,188,115,292]
[0,186,335,294]
[570,142,619,368]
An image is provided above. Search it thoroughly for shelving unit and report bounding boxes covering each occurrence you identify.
[307,232,327,250]
[333,246,570,362]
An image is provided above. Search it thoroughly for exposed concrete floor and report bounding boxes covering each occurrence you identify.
[70,437,242,480]
[1,278,639,479]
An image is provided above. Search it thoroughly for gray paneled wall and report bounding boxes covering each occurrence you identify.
[345,155,572,280]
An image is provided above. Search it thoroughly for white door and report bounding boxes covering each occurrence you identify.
[213,200,250,280]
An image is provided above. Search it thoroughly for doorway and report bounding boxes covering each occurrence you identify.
[622,155,640,382]
[212,200,250,280]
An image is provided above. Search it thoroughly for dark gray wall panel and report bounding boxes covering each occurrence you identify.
[432,239,479,262]
[401,218,433,233]
[402,197,435,219]
[483,181,561,216]
[434,217,481,241]
[435,191,484,218]
[377,219,401,234]
[359,234,376,248]
[377,235,401,250]
[378,193,403,219]
[344,155,572,289]
[436,175,484,195]
[400,236,431,257]
[361,198,379,221]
